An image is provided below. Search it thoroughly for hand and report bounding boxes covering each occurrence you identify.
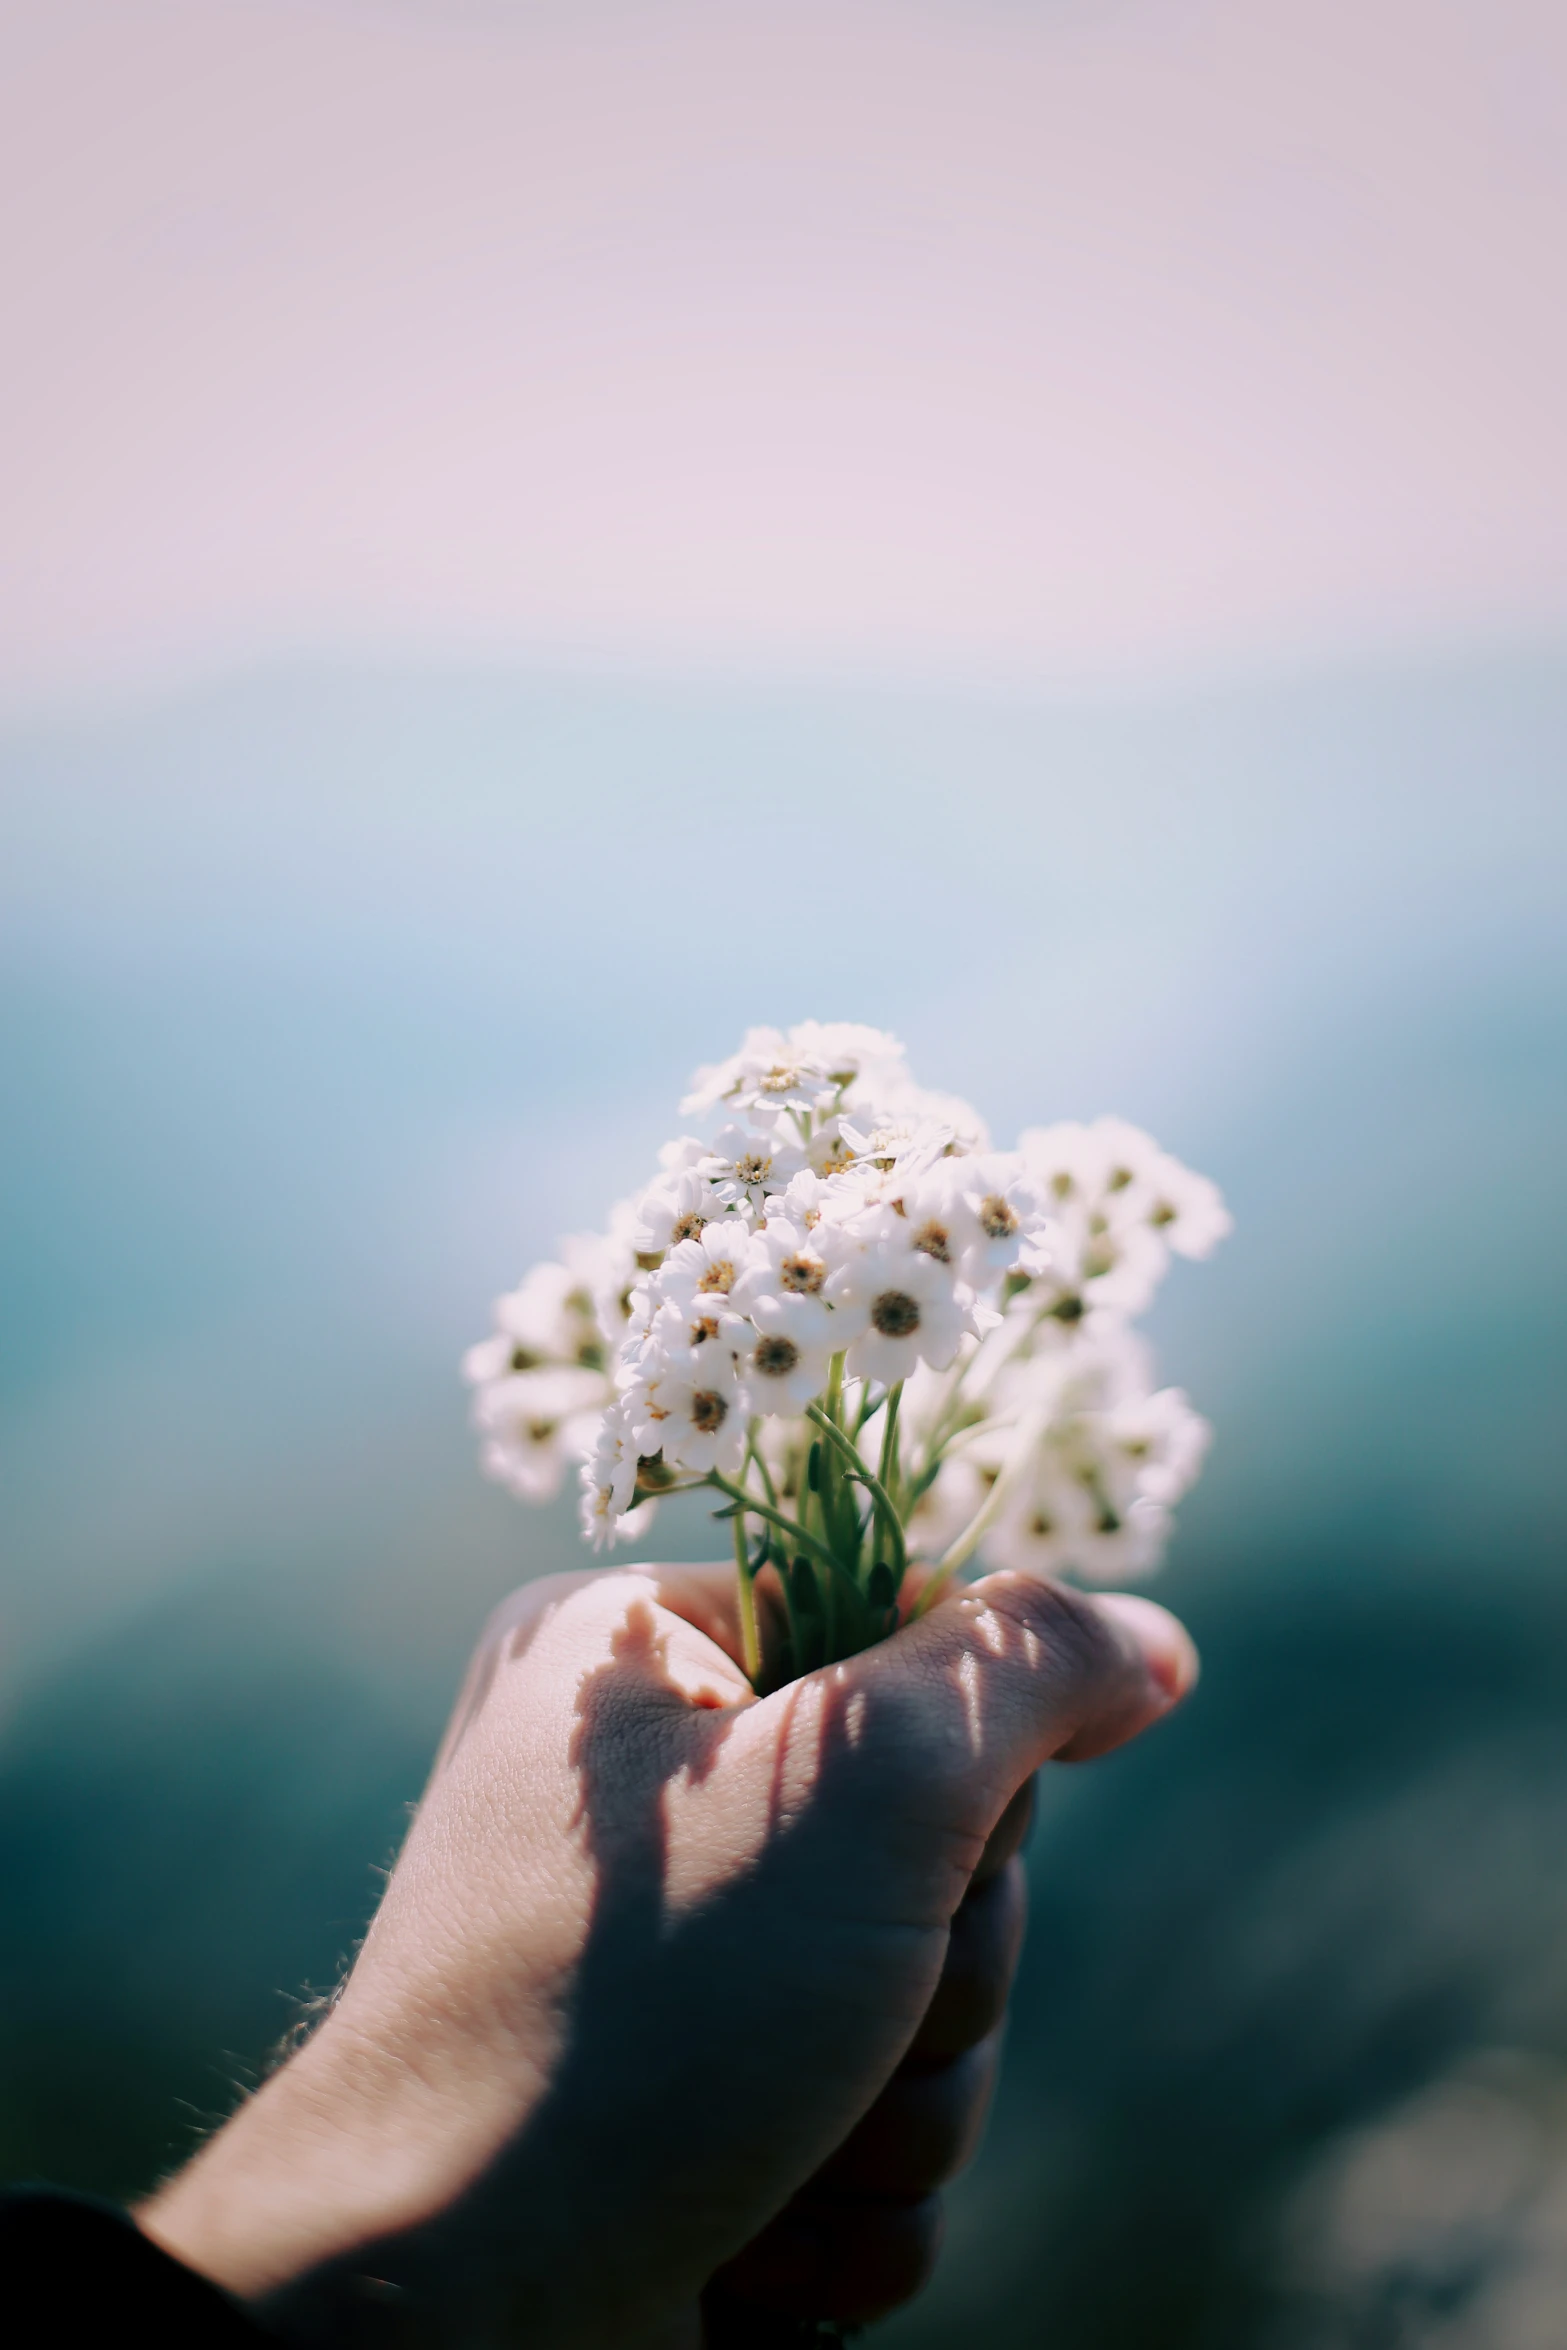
[141,1563,1196,2345]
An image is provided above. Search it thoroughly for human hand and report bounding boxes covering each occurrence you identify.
[141,1563,1196,2346]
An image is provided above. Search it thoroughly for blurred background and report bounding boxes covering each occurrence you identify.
[2,4,1565,2343]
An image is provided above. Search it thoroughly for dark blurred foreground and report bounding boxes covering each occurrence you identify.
[3,1531,1566,2350]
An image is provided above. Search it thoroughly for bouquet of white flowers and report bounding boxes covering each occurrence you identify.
[464,1023,1229,1690]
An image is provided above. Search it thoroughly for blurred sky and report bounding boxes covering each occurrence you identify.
[3,0,1567,702]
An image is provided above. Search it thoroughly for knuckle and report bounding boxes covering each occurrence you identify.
[983,1573,1131,1704]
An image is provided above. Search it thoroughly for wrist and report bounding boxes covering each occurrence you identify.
[137,2011,541,2339]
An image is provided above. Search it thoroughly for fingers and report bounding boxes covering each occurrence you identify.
[709,2033,994,2321]
[1053,1591,1200,1758]
[702,1843,1023,2336]
[464,1567,1196,1783]
[615,1561,755,1665]
[817,2028,1000,2194]
[716,1870,1019,2326]
[972,1775,1036,1887]
[820,1571,1197,1828]
[909,1854,1028,2063]
[640,1562,1197,1788]
[706,2191,944,2330]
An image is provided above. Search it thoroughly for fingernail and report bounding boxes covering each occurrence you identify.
[1092,1594,1200,1705]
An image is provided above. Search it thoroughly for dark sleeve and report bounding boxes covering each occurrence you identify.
[0,2186,272,2344]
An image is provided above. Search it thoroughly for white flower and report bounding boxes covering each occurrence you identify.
[838,1110,961,1179]
[488,1259,607,1372]
[659,1217,760,1311]
[578,1404,652,1549]
[1013,1120,1228,1299]
[1139,1152,1232,1259]
[730,1214,830,1311]
[880,1167,968,1273]
[736,1290,838,1416]
[471,1364,606,1502]
[1040,1200,1169,1320]
[563,1205,645,1345]
[1004,1129,1174,1323]
[804,1115,860,1178]
[468,1026,1225,1612]
[825,1223,970,1385]
[876,1155,1048,1296]
[641,1291,751,1373]
[463,1252,621,1505]
[461,1331,514,1385]
[683,1020,910,1118]
[983,1472,1171,1583]
[786,1020,908,1100]
[766,1168,834,1232]
[630,1168,723,1256]
[1099,1383,1211,1511]
[632,1356,746,1477]
[975,1333,1208,1583]
[680,1025,825,1118]
[699,1119,807,1212]
[946,1153,1051,1284]
[877,1082,991,1156]
[1018,1116,1160,1207]
[620,1279,748,1473]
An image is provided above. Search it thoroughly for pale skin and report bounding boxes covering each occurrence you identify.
[141,1562,1197,2346]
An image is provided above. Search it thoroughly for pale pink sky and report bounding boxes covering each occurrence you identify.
[3,0,1565,704]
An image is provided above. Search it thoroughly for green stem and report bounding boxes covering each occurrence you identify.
[877,1381,904,1514]
[769,1533,805,1681]
[911,1408,1049,1617]
[806,1366,858,1570]
[744,1419,779,1511]
[731,1504,763,1685]
[907,1382,970,1503]
[806,1404,907,1585]
[706,1472,847,1589]
[905,1332,1004,1499]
